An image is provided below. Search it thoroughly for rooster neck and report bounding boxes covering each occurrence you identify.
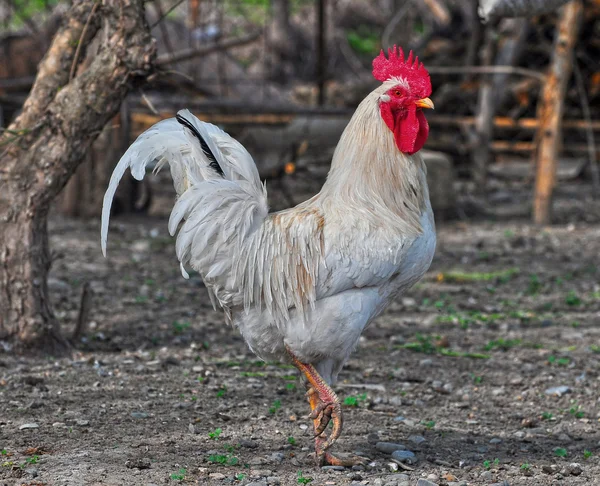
[319,91,429,235]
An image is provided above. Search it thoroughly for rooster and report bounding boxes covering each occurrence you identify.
[101,46,436,466]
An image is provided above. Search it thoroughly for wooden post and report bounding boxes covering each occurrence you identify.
[533,1,582,225]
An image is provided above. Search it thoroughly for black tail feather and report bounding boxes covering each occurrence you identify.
[176,114,224,177]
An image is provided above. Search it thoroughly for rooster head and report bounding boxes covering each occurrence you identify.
[373,46,433,155]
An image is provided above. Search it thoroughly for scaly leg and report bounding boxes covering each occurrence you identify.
[286,345,366,467]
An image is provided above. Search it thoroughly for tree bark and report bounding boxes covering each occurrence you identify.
[0,0,155,353]
[533,1,582,225]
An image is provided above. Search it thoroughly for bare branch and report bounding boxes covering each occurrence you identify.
[69,2,100,82]
[150,0,186,28]
[156,31,261,66]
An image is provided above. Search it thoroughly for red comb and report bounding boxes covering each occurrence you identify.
[372,46,431,96]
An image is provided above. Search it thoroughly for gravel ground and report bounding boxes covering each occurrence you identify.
[1,195,600,486]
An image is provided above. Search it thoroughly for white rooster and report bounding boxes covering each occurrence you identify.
[101,46,436,466]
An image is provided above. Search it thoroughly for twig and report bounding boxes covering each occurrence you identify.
[72,282,92,341]
[427,65,545,80]
[336,29,369,80]
[69,2,99,82]
[156,31,261,66]
[150,0,186,28]
[573,59,599,197]
[140,91,159,115]
[381,1,412,49]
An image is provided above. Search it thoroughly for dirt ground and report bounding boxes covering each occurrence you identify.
[1,182,600,486]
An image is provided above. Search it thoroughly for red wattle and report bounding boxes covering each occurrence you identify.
[380,102,429,155]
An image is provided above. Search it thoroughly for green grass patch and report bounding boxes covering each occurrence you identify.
[343,392,367,407]
[484,338,521,351]
[396,333,489,359]
[438,268,519,284]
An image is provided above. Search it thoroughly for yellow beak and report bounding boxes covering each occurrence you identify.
[415,97,434,110]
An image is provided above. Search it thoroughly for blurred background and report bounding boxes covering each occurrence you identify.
[1,0,598,224]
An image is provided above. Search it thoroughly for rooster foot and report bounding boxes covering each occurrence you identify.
[310,399,342,438]
[315,437,368,467]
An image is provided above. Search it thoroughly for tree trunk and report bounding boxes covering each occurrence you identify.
[533,1,582,225]
[0,0,156,352]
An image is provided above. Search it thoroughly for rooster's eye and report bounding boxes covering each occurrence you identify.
[393,90,402,96]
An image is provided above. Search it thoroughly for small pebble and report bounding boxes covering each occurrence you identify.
[376,442,407,454]
[266,477,280,485]
[250,469,273,477]
[416,479,439,486]
[19,423,39,430]
[408,435,426,445]
[321,465,345,472]
[130,412,148,419]
[390,474,410,480]
[208,473,226,479]
[125,458,151,470]
[391,449,416,464]
[24,467,38,478]
[480,470,493,481]
[544,385,571,396]
[489,438,502,445]
[567,463,582,476]
[269,452,284,463]
[239,439,258,448]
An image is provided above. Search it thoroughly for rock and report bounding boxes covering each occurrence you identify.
[19,423,39,430]
[408,435,426,445]
[567,463,582,476]
[131,412,148,419]
[544,386,571,396]
[76,419,89,426]
[208,472,226,480]
[388,474,409,481]
[422,150,457,220]
[376,442,407,454]
[24,467,38,478]
[250,469,273,477]
[246,481,267,486]
[489,438,502,444]
[419,359,434,367]
[125,458,151,469]
[387,462,399,472]
[269,452,284,463]
[480,470,493,481]
[239,439,258,449]
[391,450,416,464]
[266,477,280,485]
[417,479,439,486]
[542,465,559,474]
[321,465,345,471]
[490,482,510,486]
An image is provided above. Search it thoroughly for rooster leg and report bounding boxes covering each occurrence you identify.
[286,345,365,467]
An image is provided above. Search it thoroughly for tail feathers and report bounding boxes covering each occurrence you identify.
[101,109,267,259]
[175,113,223,177]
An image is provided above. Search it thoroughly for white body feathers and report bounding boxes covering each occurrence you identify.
[102,84,436,385]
